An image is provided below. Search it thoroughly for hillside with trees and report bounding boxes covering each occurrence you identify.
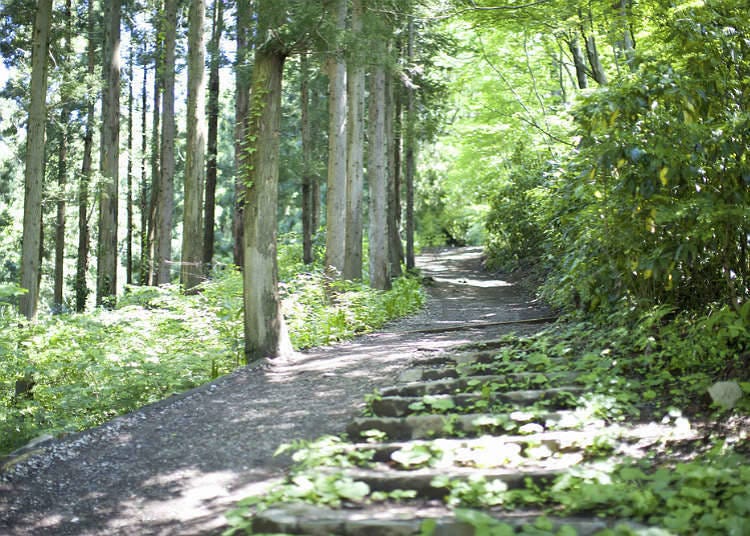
[0,0,748,533]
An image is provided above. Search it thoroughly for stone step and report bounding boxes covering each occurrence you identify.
[379,373,575,398]
[369,388,583,418]
[347,410,584,441]
[251,502,651,536]
[320,459,582,499]
[349,422,697,465]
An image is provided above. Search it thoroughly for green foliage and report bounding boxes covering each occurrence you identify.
[550,448,750,535]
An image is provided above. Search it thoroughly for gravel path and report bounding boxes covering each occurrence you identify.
[0,247,553,535]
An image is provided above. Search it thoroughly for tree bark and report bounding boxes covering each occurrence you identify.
[324,0,348,276]
[233,0,252,268]
[342,0,365,281]
[53,0,73,310]
[242,46,292,361]
[140,61,149,284]
[147,4,163,284]
[181,0,207,290]
[404,16,416,271]
[301,51,314,265]
[203,0,224,271]
[76,0,96,312]
[368,65,390,290]
[126,48,134,285]
[387,69,404,278]
[96,0,121,306]
[19,0,53,319]
[155,0,176,285]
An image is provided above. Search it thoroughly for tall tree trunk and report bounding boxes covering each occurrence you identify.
[300,51,314,265]
[147,5,163,284]
[96,0,121,306]
[234,0,252,268]
[242,46,291,361]
[140,61,149,284]
[54,0,72,310]
[181,0,207,290]
[76,0,96,312]
[387,69,404,278]
[324,0,348,276]
[126,48,134,285]
[19,0,53,319]
[368,64,390,290]
[203,0,224,271]
[342,0,365,281]
[404,16,416,271]
[155,0,176,285]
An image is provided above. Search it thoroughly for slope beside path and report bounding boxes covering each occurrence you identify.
[0,247,553,536]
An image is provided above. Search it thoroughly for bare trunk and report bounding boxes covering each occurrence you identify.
[181,0,207,290]
[324,0,348,276]
[53,0,73,310]
[76,0,96,312]
[342,0,365,280]
[368,65,390,290]
[147,6,162,284]
[126,48,134,285]
[96,0,121,306]
[233,0,252,268]
[156,0,176,285]
[203,0,224,270]
[139,61,149,284]
[301,52,314,265]
[20,0,52,319]
[387,69,403,278]
[404,17,416,271]
[54,117,68,309]
[242,48,291,361]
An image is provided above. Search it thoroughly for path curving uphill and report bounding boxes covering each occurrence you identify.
[0,247,553,536]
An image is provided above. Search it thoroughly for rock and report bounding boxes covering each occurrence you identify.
[707,381,744,410]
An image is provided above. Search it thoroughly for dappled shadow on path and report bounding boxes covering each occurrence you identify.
[0,247,552,535]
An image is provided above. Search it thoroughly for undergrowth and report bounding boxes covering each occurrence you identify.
[0,268,424,457]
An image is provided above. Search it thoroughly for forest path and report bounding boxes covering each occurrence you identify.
[0,247,553,536]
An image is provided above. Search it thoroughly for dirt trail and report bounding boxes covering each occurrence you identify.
[0,247,553,536]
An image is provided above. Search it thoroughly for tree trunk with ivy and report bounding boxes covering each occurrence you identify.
[242,21,292,361]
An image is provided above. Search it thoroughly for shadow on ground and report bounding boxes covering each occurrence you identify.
[0,247,553,535]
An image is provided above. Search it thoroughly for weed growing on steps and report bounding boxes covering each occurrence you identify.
[223,306,749,535]
[0,268,425,457]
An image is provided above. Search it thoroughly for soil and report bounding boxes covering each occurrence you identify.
[0,247,554,536]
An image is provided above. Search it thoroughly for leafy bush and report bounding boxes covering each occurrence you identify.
[541,1,750,312]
